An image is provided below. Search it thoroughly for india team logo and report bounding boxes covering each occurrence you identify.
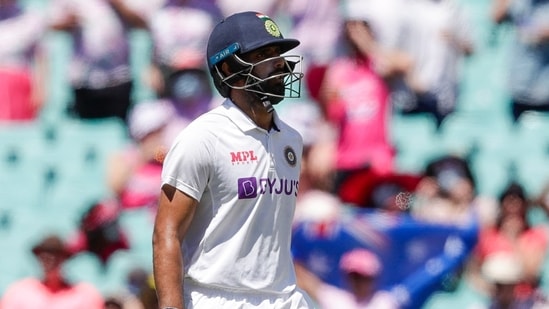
[284,146,297,167]
[256,13,281,37]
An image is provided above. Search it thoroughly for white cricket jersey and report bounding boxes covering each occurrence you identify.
[162,99,303,294]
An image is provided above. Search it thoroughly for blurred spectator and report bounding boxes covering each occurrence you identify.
[480,252,548,309]
[0,0,46,121]
[0,234,104,309]
[146,1,218,144]
[279,100,334,191]
[278,100,343,226]
[146,0,215,99]
[104,295,143,309]
[107,101,172,211]
[104,297,124,309]
[174,0,220,18]
[400,0,474,127]
[104,266,159,309]
[471,182,548,301]
[278,0,342,69]
[48,0,163,123]
[125,267,158,309]
[343,0,415,109]
[136,273,159,309]
[317,17,396,199]
[412,155,498,228]
[491,0,549,122]
[159,67,218,144]
[67,200,130,266]
[102,267,152,309]
[295,248,399,309]
[214,0,279,18]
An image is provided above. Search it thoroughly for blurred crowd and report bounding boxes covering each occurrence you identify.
[1,0,549,308]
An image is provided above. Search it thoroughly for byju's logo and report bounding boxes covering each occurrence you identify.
[238,177,258,199]
[231,150,258,164]
[237,177,299,199]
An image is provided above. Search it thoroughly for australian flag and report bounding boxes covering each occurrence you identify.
[291,206,479,309]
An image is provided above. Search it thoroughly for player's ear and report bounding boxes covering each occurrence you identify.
[221,61,232,76]
[221,59,247,87]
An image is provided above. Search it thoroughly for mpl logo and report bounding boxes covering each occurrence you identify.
[230,150,258,164]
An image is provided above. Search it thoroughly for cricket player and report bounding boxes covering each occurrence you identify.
[153,11,315,309]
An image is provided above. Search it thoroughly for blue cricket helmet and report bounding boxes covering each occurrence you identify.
[206,11,300,69]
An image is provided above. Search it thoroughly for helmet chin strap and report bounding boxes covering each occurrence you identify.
[260,95,274,113]
[254,61,297,112]
[249,83,276,113]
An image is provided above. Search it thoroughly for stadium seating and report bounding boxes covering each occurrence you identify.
[3,1,549,307]
[390,112,443,173]
[0,122,48,209]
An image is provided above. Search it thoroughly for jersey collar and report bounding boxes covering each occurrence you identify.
[223,99,281,133]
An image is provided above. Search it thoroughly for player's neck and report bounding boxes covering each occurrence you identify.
[232,92,275,131]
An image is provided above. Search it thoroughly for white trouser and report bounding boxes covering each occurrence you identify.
[183,279,316,309]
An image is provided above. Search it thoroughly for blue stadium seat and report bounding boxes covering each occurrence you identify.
[439,112,511,156]
[41,118,129,206]
[513,112,549,154]
[119,208,154,265]
[391,113,443,173]
[470,151,513,197]
[0,210,74,295]
[423,277,489,309]
[0,122,48,209]
[129,29,156,103]
[509,112,549,195]
[63,252,105,289]
[514,156,549,197]
[0,224,39,294]
[539,250,549,296]
[103,250,150,294]
[39,32,73,123]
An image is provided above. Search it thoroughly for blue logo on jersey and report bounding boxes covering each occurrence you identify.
[237,177,299,199]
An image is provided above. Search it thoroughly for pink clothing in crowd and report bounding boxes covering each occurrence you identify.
[322,57,394,174]
[477,227,548,260]
[0,68,35,120]
[476,226,548,262]
[0,278,104,309]
[119,157,163,209]
[476,225,548,297]
[0,6,45,121]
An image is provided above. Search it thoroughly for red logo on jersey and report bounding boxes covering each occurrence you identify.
[230,150,258,164]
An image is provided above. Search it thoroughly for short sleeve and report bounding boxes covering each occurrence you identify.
[161,123,214,201]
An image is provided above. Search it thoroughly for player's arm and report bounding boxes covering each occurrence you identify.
[153,184,198,309]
